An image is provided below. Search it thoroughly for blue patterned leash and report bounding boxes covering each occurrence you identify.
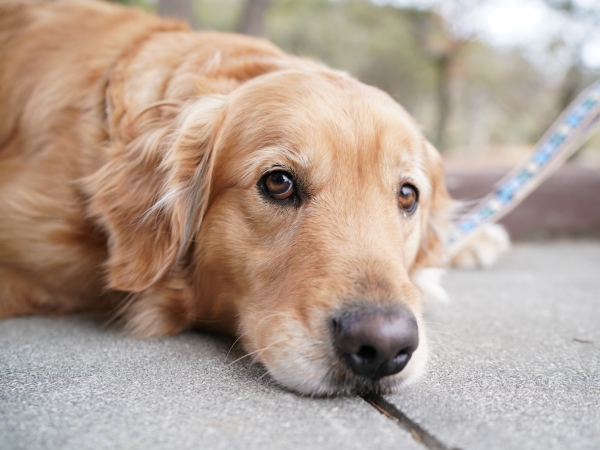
[448,81,600,255]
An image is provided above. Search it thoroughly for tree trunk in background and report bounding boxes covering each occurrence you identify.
[434,54,451,150]
[237,0,270,37]
[558,64,583,111]
[157,0,194,26]
[536,63,583,143]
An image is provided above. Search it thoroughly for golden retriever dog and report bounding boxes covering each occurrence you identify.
[0,0,506,395]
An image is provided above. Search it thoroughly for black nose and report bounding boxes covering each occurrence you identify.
[332,307,419,381]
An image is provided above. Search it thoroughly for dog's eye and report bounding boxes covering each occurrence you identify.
[262,171,296,201]
[398,184,418,215]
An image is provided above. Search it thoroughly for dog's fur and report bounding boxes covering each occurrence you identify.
[0,0,503,395]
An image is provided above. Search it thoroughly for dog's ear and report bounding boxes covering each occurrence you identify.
[86,96,226,292]
[414,141,452,270]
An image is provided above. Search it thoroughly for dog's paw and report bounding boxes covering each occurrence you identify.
[411,268,450,303]
[449,223,510,269]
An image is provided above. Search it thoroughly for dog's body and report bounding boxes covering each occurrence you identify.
[0,0,504,395]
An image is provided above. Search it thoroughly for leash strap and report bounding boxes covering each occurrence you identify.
[447,81,600,255]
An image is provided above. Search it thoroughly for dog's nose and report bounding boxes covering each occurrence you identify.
[333,308,419,380]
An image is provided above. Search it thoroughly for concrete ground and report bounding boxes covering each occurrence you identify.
[1,241,599,450]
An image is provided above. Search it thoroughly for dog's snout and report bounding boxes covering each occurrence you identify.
[333,308,419,381]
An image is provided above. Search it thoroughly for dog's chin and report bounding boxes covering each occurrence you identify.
[244,322,428,397]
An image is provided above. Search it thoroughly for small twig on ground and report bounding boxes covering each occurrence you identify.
[573,337,595,344]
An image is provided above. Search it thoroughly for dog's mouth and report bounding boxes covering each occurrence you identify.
[242,306,427,397]
[321,360,414,396]
[275,344,426,397]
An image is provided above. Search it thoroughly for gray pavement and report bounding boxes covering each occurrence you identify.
[389,240,600,450]
[0,319,418,450]
[1,241,599,450]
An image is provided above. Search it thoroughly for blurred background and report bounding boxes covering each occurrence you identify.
[111,0,600,166]
[112,0,600,237]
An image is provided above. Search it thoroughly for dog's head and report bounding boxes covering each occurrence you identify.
[90,68,450,396]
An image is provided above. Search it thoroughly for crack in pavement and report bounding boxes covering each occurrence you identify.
[361,394,460,450]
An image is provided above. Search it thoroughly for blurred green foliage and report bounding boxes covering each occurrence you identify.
[110,0,600,157]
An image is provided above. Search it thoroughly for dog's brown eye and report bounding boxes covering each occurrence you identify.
[263,171,295,200]
[398,184,418,215]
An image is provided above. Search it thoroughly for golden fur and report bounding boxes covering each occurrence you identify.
[0,0,456,395]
